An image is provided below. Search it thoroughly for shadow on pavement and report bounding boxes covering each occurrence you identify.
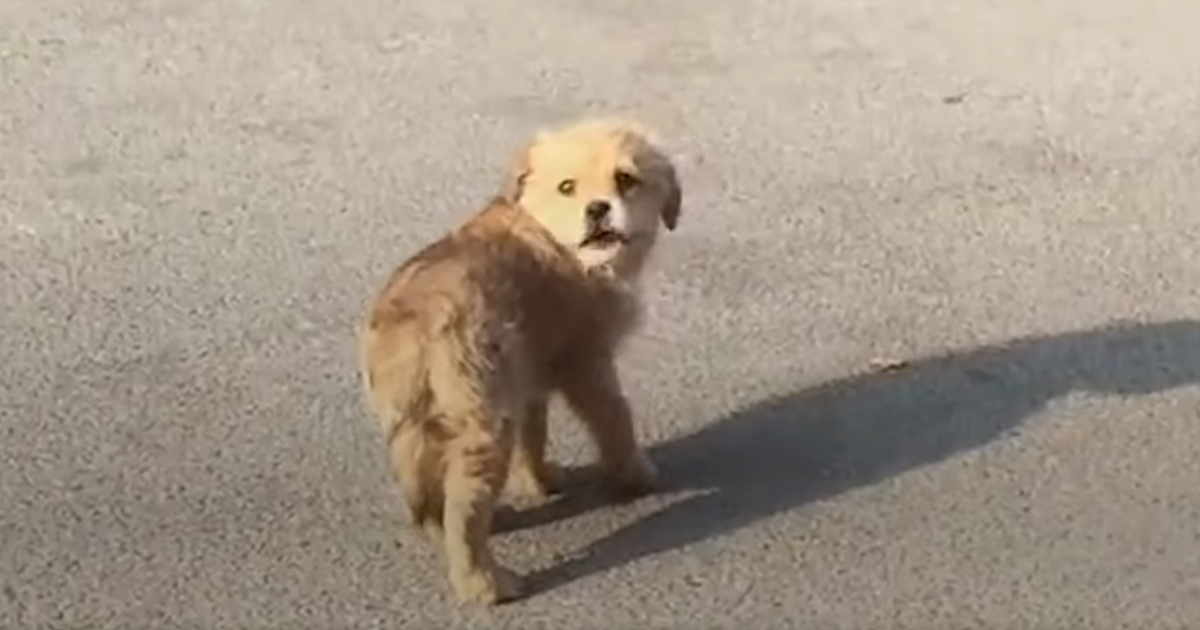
[511,318,1200,595]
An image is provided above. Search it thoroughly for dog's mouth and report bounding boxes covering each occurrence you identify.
[580,229,629,248]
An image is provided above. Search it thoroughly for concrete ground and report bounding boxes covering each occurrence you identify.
[3,0,1199,627]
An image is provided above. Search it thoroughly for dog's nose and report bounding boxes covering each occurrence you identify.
[585,200,611,222]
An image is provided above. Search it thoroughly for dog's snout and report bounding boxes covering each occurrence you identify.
[585,200,611,222]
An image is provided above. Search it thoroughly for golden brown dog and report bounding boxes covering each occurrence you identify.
[358,117,682,605]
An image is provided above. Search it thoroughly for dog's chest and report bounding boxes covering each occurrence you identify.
[525,275,640,355]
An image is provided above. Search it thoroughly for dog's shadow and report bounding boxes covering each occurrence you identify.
[501,319,1200,595]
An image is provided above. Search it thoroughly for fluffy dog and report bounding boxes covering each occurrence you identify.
[358,117,682,605]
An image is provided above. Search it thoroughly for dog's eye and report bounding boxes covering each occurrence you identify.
[557,179,576,196]
[615,170,640,194]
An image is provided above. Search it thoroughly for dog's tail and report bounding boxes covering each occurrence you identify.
[361,310,506,528]
[359,315,445,527]
[360,309,496,445]
[359,319,433,436]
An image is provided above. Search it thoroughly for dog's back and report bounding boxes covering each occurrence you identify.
[360,198,635,438]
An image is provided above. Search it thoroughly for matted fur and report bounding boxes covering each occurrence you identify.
[358,117,682,605]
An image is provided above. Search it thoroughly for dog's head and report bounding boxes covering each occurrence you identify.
[504,118,681,275]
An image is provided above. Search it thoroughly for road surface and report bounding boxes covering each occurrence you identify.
[2,0,1199,627]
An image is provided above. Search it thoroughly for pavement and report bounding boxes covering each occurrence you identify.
[3,0,1199,627]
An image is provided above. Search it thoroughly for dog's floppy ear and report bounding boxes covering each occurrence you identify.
[631,124,682,231]
[502,131,544,203]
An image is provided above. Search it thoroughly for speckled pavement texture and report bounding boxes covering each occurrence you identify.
[2,0,1199,628]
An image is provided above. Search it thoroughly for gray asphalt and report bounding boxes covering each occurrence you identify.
[3,0,1200,628]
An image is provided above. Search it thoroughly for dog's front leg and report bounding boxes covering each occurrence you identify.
[558,355,658,499]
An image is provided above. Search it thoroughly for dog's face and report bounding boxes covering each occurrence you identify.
[505,119,681,273]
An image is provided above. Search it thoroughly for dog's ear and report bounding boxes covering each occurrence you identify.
[501,145,531,203]
[659,158,682,231]
[502,131,544,204]
[630,125,682,231]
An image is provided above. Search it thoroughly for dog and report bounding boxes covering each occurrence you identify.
[357,117,682,605]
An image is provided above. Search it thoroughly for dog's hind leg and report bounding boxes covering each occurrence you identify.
[388,424,446,543]
[440,414,523,605]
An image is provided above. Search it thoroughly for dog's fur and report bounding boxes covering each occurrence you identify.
[358,118,682,605]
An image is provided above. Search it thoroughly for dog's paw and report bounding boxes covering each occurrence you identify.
[450,565,524,606]
[504,460,566,506]
[537,460,567,494]
[607,449,659,501]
